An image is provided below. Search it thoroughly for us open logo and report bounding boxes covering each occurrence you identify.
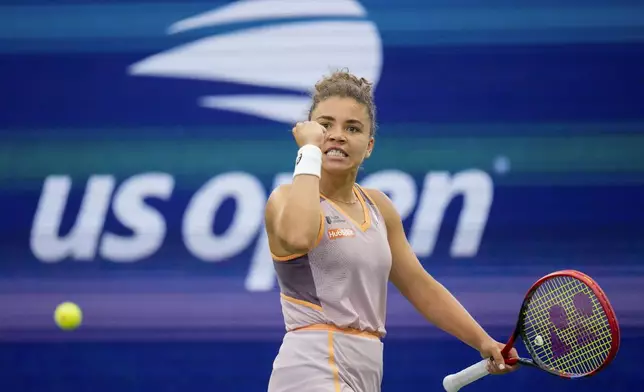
[127,0,383,124]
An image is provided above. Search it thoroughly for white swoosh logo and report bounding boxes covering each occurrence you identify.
[129,21,381,92]
[169,0,367,34]
[200,95,310,124]
[128,0,382,124]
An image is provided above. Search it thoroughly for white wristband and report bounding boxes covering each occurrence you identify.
[293,145,322,179]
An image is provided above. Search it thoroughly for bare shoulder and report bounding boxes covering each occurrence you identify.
[360,187,402,222]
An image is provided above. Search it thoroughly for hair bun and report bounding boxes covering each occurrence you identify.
[314,68,373,96]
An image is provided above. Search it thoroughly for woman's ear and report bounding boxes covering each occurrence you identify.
[365,137,375,159]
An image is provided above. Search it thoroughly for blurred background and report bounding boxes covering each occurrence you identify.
[1,0,643,391]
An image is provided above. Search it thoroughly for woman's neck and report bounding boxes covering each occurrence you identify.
[319,169,358,203]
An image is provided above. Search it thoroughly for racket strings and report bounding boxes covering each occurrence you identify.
[525,278,612,374]
[527,278,612,374]
[521,276,613,376]
[524,283,611,374]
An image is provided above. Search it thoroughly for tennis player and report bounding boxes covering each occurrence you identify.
[265,70,518,392]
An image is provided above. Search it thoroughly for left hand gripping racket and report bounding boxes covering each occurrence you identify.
[443,270,620,391]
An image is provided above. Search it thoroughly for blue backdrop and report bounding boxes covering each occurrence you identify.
[0,0,643,391]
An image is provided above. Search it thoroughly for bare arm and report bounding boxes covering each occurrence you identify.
[265,121,327,256]
[266,177,322,256]
[366,188,517,373]
[369,189,491,349]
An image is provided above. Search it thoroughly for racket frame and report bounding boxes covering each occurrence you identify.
[500,269,620,378]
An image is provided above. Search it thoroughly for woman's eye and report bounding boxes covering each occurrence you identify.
[347,126,360,133]
[320,123,331,129]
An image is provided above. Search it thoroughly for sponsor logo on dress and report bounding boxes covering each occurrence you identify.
[327,228,356,240]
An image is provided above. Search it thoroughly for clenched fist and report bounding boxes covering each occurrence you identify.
[292,121,326,148]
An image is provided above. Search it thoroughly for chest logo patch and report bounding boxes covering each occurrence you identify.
[327,228,356,240]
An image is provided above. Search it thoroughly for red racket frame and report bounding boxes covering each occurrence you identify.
[499,269,620,377]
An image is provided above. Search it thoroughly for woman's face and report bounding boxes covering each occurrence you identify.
[311,96,374,174]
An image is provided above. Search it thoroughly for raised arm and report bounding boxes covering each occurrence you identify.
[366,188,518,374]
[265,121,326,257]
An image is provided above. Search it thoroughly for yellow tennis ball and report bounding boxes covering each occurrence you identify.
[54,302,83,331]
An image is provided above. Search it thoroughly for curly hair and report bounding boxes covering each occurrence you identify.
[308,69,377,136]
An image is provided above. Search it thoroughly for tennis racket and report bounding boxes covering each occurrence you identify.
[443,269,620,391]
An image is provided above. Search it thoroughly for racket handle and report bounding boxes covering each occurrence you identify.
[442,359,489,391]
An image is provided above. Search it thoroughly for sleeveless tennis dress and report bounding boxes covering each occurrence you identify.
[268,184,392,392]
